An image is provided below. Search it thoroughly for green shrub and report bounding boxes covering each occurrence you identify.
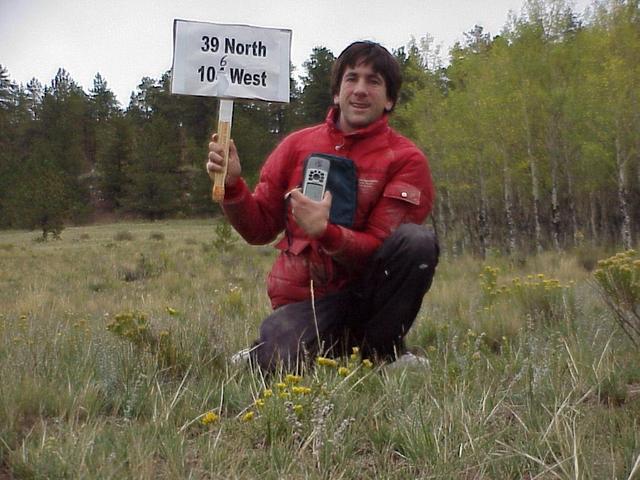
[117,252,166,282]
[594,250,640,347]
[114,230,134,241]
[211,221,237,253]
[106,311,188,372]
[479,266,575,326]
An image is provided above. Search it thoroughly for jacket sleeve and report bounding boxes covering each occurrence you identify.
[317,149,434,264]
[221,138,294,245]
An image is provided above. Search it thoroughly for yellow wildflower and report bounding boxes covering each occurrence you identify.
[255,398,265,408]
[338,366,350,377]
[276,382,287,390]
[316,356,338,368]
[166,306,178,316]
[242,411,255,422]
[293,404,303,414]
[291,386,311,395]
[201,411,219,425]
[262,389,273,398]
[285,374,302,384]
[362,359,374,369]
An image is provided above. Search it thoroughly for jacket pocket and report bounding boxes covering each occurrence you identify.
[382,181,421,206]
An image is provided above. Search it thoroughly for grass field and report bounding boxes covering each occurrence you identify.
[1,220,639,479]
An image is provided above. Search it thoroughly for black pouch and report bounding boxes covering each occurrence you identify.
[302,153,357,227]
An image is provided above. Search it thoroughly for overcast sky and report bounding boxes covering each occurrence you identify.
[0,0,591,106]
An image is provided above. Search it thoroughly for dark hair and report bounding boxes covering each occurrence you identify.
[330,41,402,111]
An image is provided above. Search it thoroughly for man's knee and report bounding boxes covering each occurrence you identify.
[254,305,305,371]
[387,223,439,266]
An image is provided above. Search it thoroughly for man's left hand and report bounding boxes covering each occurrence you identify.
[288,189,332,238]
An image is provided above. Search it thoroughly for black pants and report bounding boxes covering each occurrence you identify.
[254,223,439,371]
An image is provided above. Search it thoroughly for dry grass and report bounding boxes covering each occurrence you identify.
[0,221,639,479]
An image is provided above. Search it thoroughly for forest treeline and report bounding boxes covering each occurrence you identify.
[0,0,638,255]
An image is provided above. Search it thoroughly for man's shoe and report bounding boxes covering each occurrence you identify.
[230,347,253,365]
[389,351,430,369]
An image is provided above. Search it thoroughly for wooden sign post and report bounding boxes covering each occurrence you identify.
[170,19,291,201]
[211,99,233,201]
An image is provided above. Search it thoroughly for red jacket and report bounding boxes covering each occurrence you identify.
[222,108,434,309]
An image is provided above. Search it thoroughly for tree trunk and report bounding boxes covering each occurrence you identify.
[545,118,562,251]
[503,153,517,255]
[522,105,543,253]
[549,148,561,251]
[477,156,489,259]
[615,132,633,249]
[446,187,458,256]
[436,192,447,257]
[564,148,579,247]
[464,212,474,255]
[589,192,598,244]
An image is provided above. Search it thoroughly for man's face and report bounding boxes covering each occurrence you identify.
[333,62,393,133]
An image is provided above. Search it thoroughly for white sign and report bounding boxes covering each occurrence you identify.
[171,19,291,103]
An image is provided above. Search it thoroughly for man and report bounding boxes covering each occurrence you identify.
[207,41,438,371]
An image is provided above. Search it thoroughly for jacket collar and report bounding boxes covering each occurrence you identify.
[325,106,390,139]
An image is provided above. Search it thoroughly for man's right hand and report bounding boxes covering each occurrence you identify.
[206,133,241,187]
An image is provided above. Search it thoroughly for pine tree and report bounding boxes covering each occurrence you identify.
[297,47,335,126]
[35,68,92,221]
[96,115,133,211]
[122,116,182,218]
[0,65,17,227]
